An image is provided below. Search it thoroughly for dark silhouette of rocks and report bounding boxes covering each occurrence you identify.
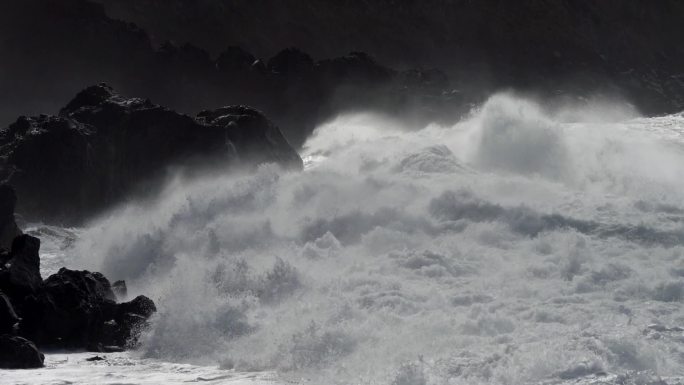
[95,0,684,115]
[0,242,158,354]
[0,84,302,225]
[3,0,684,154]
[0,235,43,300]
[22,268,117,348]
[0,0,468,149]
[0,335,44,369]
[0,192,158,362]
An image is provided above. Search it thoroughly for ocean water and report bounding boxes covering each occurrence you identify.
[4,94,684,385]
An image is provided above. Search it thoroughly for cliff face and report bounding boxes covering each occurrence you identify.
[96,0,684,114]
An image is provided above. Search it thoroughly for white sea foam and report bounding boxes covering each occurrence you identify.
[24,94,684,384]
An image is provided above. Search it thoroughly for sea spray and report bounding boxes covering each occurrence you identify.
[70,94,684,384]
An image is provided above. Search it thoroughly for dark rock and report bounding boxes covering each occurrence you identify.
[94,295,157,348]
[0,290,20,334]
[317,52,394,86]
[0,335,44,369]
[114,312,150,348]
[196,105,304,167]
[117,295,156,320]
[111,280,127,300]
[0,235,42,299]
[15,267,157,350]
[0,0,475,152]
[251,59,267,73]
[268,48,314,77]
[93,0,684,114]
[20,268,116,348]
[85,355,104,361]
[0,249,9,267]
[98,312,150,348]
[0,84,302,224]
[0,185,21,251]
[216,46,256,73]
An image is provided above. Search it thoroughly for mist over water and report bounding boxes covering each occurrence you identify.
[70,94,684,384]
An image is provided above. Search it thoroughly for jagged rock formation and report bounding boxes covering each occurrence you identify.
[3,0,684,152]
[0,0,464,148]
[0,195,158,363]
[97,0,684,115]
[0,84,302,224]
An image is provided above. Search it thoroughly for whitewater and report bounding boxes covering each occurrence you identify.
[3,93,684,385]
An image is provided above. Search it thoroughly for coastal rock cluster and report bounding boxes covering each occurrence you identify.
[0,0,461,148]
[0,84,302,224]
[0,185,155,368]
[0,84,303,368]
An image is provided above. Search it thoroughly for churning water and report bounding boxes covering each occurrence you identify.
[6,93,684,385]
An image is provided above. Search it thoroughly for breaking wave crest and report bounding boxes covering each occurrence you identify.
[70,94,684,384]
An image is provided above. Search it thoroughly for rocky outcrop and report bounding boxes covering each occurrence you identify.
[21,270,155,351]
[0,84,302,224]
[20,268,118,348]
[0,240,157,352]
[0,0,463,149]
[94,0,684,115]
[0,194,157,356]
[0,335,44,369]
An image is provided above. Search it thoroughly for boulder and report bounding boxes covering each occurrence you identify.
[15,267,157,350]
[0,84,302,224]
[0,335,44,369]
[0,235,42,299]
[20,268,116,348]
[0,185,21,251]
[101,312,151,348]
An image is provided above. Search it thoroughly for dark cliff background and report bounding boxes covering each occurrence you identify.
[2,0,684,147]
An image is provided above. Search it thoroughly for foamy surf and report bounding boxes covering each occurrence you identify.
[0,352,282,384]
[12,93,684,384]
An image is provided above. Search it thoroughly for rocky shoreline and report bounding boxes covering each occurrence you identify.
[0,84,303,369]
[0,184,156,368]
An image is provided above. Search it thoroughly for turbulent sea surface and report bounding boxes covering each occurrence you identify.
[4,94,684,384]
